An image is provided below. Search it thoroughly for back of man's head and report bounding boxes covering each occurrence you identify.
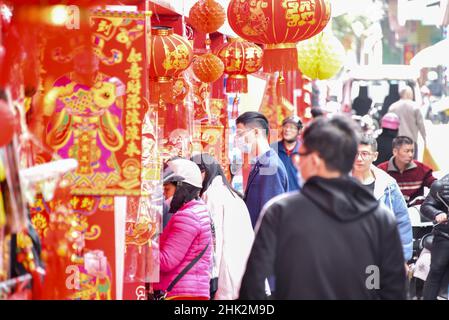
[392,135,413,150]
[302,115,361,174]
[236,112,270,137]
[400,86,414,100]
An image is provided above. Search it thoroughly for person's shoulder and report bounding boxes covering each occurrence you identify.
[414,160,433,172]
[270,141,282,151]
[372,165,395,184]
[263,191,305,212]
[377,161,389,170]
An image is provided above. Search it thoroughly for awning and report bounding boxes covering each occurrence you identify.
[410,38,449,68]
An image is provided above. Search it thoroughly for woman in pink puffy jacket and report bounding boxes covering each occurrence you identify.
[155,158,212,300]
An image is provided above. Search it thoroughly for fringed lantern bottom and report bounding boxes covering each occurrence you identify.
[263,43,299,73]
[149,77,173,104]
[226,75,248,93]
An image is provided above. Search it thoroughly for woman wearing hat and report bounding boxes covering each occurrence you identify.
[374,112,400,166]
[154,158,212,300]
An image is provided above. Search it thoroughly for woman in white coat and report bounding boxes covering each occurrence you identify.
[191,153,254,300]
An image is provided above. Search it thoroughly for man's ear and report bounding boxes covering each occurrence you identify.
[373,151,379,162]
[393,148,398,157]
[311,152,321,169]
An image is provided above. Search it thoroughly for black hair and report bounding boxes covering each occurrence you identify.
[191,153,242,199]
[236,111,269,137]
[360,134,378,152]
[302,115,361,174]
[392,136,414,150]
[311,107,324,118]
[168,182,201,214]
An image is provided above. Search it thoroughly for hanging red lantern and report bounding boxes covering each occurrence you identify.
[192,53,224,83]
[0,101,16,147]
[215,38,263,93]
[149,26,193,102]
[188,0,226,34]
[227,0,331,73]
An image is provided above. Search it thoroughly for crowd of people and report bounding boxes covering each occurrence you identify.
[152,103,446,300]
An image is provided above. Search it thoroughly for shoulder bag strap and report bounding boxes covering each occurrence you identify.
[166,243,210,292]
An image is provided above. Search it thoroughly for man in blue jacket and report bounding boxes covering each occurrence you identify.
[352,134,413,262]
[272,116,303,191]
[235,112,289,229]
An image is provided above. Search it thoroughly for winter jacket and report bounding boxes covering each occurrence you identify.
[272,140,301,191]
[421,174,449,236]
[156,199,212,299]
[239,176,406,300]
[244,149,289,228]
[374,128,398,166]
[371,165,413,260]
[389,99,427,143]
[202,176,254,300]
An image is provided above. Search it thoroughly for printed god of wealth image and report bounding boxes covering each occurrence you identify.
[44,47,126,190]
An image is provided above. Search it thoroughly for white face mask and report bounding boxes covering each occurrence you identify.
[164,196,173,207]
[235,130,254,154]
[235,136,251,154]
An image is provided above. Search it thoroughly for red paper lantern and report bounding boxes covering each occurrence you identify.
[192,53,224,83]
[215,39,263,93]
[227,0,331,72]
[189,0,226,34]
[0,101,16,147]
[149,26,193,101]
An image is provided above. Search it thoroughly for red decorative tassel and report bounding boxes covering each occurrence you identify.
[231,95,239,119]
[263,44,299,73]
[226,75,248,93]
[149,77,173,104]
[276,73,287,99]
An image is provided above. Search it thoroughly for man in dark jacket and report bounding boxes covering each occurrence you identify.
[272,116,303,191]
[235,112,289,229]
[421,174,449,300]
[239,115,406,300]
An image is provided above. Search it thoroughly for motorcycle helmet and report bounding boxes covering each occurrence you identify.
[282,116,303,130]
[381,112,400,130]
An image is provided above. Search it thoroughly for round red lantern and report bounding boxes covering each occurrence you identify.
[192,53,224,83]
[189,0,226,34]
[0,100,16,147]
[227,0,331,72]
[149,26,193,101]
[215,38,263,93]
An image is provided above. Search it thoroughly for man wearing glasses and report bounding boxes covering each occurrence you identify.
[352,135,413,262]
[272,116,303,191]
[239,116,406,299]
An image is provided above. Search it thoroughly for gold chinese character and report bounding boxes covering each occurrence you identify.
[126,80,142,95]
[70,197,80,209]
[127,48,142,64]
[126,125,140,141]
[81,197,94,211]
[125,141,141,157]
[125,63,142,80]
[126,110,141,126]
[97,20,113,36]
[126,95,141,109]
